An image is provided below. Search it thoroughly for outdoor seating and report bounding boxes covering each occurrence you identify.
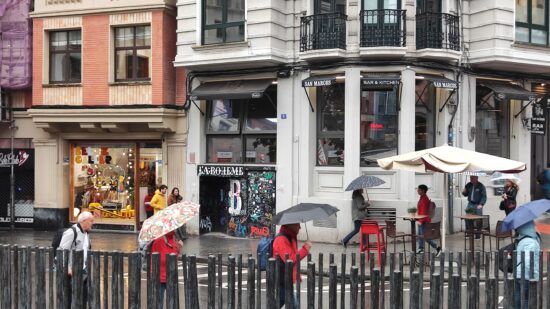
[482,220,513,251]
[416,221,441,256]
[385,220,410,259]
[360,220,386,267]
[463,215,488,251]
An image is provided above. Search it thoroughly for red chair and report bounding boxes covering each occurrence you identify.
[360,220,386,267]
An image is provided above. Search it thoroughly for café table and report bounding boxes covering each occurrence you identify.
[397,214,428,254]
[455,214,484,252]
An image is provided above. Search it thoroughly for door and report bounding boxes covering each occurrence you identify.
[362,0,401,46]
[416,0,442,48]
[313,0,347,49]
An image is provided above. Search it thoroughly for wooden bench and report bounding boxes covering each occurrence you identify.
[364,207,397,226]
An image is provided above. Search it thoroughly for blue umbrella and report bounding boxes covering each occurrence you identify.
[501,199,550,232]
[345,175,385,191]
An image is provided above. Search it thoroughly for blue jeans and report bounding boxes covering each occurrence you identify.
[514,279,530,309]
[159,283,166,309]
[342,220,362,245]
[465,203,483,237]
[417,223,438,250]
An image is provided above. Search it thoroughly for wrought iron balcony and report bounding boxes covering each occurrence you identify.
[416,12,460,51]
[300,13,347,52]
[360,9,406,47]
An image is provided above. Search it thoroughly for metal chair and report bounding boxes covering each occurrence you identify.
[360,220,386,267]
[385,220,411,258]
[482,220,513,251]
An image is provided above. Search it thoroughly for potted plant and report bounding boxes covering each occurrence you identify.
[407,207,418,215]
[465,208,476,215]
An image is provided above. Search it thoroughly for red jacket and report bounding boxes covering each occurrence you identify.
[272,225,309,283]
[151,233,179,283]
[144,194,153,212]
[417,194,431,224]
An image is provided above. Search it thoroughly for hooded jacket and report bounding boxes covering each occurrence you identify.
[515,221,540,280]
[272,225,309,284]
[150,232,179,283]
[150,190,167,214]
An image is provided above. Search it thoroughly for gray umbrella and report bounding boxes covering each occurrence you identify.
[345,175,385,191]
[272,203,339,239]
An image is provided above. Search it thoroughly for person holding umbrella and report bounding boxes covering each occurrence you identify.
[500,179,518,215]
[513,221,540,309]
[462,176,487,239]
[151,230,182,309]
[272,223,312,308]
[341,189,370,248]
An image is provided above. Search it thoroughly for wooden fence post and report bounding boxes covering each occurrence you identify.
[228,255,236,309]
[341,253,346,309]
[350,266,358,309]
[528,280,538,309]
[88,251,101,309]
[295,253,301,309]
[467,276,477,309]
[112,251,124,309]
[360,252,366,309]
[247,256,256,309]
[256,252,261,309]
[49,247,55,309]
[208,255,216,309]
[188,255,200,309]
[237,254,242,309]
[103,251,109,309]
[307,261,315,309]
[329,263,337,309]
[429,273,440,309]
[0,245,11,309]
[166,254,179,309]
[486,277,497,309]
[285,259,294,309]
[35,247,46,309]
[448,274,461,309]
[217,253,223,309]
[371,268,380,309]
[410,271,420,309]
[149,252,160,309]
[18,246,31,309]
[266,258,277,309]
[318,252,324,309]
[128,252,141,309]
[71,250,84,309]
[393,269,403,309]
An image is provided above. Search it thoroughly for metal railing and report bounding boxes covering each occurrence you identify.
[300,13,347,52]
[416,12,460,51]
[360,9,406,47]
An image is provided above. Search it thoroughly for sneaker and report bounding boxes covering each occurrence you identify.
[435,247,442,257]
[340,239,347,248]
[416,248,424,254]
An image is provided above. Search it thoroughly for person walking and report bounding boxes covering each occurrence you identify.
[341,189,370,248]
[500,180,518,215]
[58,211,94,307]
[514,221,540,309]
[462,176,487,239]
[143,187,155,219]
[151,231,182,309]
[150,185,168,214]
[167,187,183,206]
[272,223,312,309]
[415,184,441,256]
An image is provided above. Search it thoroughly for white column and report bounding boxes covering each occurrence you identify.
[276,75,295,212]
[297,71,315,199]
[166,138,186,192]
[343,68,362,189]
[398,68,416,202]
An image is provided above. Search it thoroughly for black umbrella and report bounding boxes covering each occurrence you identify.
[272,203,339,238]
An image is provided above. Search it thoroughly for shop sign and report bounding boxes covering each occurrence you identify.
[217,152,233,159]
[0,151,30,167]
[531,100,547,135]
[0,217,33,223]
[362,79,400,87]
[198,165,245,177]
[433,81,458,89]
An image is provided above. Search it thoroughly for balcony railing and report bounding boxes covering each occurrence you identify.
[416,12,460,51]
[360,9,406,47]
[300,13,347,52]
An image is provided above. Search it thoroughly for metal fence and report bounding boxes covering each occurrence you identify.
[300,13,347,52]
[0,245,548,308]
[415,12,460,51]
[360,9,407,48]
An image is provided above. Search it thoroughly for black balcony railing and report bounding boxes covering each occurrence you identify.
[360,9,406,47]
[300,13,347,52]
[416,12,460,51]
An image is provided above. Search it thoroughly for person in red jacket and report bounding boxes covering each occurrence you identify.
[151,231,182,309]
[416,184,441,256]
[272,223,312,308]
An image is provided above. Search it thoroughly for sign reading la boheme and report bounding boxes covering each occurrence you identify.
[197,165,245,177]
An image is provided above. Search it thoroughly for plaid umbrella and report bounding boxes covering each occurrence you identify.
[138,201,200,243]
[345,175,385,191]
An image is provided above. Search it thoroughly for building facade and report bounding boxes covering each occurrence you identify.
[176,0,548,242]
[27,0,186,230]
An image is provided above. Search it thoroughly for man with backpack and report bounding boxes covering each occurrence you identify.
[514,221,540,309]
[272,223,312,308]
[416,184,441,256]
[58,211,94,306]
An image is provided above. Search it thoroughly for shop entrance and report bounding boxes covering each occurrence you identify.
[198,176,231,234]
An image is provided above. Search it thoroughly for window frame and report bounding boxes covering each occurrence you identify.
[114,25,151,82]
[316,82,346,166]
[49,29,82,84]
[201,0,246,45]
[475,86,511,159]
[515,0,549,45]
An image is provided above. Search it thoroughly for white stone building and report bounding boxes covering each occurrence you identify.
[176,0,549,242]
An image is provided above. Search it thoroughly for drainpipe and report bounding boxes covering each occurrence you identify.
[7,92,15,230]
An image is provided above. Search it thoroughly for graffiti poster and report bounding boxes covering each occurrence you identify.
[247,171,276,238]
[226,179,248,237]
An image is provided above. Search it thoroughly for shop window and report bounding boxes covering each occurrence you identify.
[49,30,81,83]
[360,88,398,166]
[317,83,345,166]
[205,88,277,164]
[475,86,510,158]
[115,26,151,81]
[516,0,548,45]
[202,0,245,45]
[414,79,436,151]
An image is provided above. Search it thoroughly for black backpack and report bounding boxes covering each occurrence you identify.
[51,226,77,256]
[498,235,538,273]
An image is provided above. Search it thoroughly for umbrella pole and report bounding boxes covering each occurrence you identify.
[365,189,370,202]
[305,223,309,239]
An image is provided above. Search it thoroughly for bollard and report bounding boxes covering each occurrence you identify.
[128,252,141,309]
[208,255,216,309]
[307,262,315,309]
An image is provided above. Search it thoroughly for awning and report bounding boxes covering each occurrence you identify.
[480,81,537,101]
[422,75,458,89]
[302,76,336,87]
[361,75,401,90]
[188,79,273,100]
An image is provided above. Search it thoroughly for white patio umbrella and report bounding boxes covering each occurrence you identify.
[377,144,527,250]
